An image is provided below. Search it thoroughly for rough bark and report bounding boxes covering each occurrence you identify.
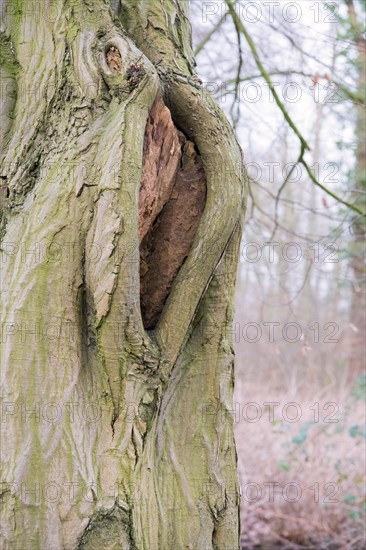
[0,1,246,548]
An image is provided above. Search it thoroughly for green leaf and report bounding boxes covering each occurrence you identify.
[349,425,366,438]
[292,422,313,445]
[276,460,289,472]
[352,371,366,401]
[349,509,360,521]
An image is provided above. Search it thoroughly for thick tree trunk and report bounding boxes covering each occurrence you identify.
[0,1,246,548]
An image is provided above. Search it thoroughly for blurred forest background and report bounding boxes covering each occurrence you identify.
[191,1,365,548]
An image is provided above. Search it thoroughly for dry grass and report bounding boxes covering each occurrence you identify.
[234,368,366,549]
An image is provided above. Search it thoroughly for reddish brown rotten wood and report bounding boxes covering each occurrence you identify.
[139,95,207,329]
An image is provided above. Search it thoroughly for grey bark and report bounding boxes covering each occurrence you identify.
[0,1,247,548]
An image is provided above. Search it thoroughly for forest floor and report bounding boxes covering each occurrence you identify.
[235,366,366,550]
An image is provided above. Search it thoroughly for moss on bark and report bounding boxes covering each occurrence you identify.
[0,0,246,548]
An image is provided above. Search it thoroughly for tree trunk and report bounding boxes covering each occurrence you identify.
[346,0,366,376]
[0,1,246,548]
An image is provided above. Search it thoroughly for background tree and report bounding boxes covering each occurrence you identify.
[0,0,246,548]
[343,0,366,374]
[191,1,365,547]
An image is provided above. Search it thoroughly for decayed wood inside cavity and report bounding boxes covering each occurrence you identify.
[139,96,207,329]
[105,45,122,72]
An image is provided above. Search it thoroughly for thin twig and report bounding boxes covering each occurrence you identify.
[194,14,226,56]
[224,0,365,217]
